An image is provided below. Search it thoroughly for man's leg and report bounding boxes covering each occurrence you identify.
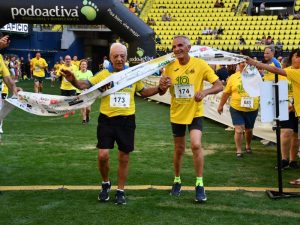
[98,148,111,202]
[289,132,299,168]
[280,128,293,161]
[190,129,207,202]
[190,129,203,177]
[173,136,185,177]
[117,151,130,190]
[34,80,39,93]
[98,149,110,182]
[39,82,43,93]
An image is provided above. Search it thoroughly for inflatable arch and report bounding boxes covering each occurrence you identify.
[0,0,156,65]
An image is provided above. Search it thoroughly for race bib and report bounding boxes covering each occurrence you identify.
[110,92,130,108]
[174,84,194,99]
[35,66,41,72]
[241,97,254,108]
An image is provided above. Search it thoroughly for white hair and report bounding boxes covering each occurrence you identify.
[110,43,127,55]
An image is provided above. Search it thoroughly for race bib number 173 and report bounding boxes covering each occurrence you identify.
[110,92,130,108]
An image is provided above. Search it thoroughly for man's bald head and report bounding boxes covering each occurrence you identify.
[109,43,127,72]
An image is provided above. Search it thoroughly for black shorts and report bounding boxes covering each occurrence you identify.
[280,112,298,133]
[171,117,203,137]
[97,113,136,153]
[33,76,44,83]
[1,93,7,99]
[61,89,77,96]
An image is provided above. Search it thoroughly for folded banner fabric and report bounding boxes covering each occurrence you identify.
[0,46,247,120]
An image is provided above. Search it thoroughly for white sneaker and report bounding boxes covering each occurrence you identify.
[0,127,3,134]
[225,126,234,131]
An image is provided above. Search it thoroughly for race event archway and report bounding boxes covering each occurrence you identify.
[0,0,156,65]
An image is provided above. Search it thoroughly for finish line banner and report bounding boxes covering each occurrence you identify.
[0,46,247,120]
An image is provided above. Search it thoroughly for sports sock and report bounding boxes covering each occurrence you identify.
[196,177,203,186]
[174,176,181,183]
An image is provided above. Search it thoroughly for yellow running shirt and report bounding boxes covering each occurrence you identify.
[164,57,219,124]
[89,69,144,117]
[263,60,286,81]
[30,57,48,77]
[57,64,78,90]
[224,71,259,112]
[285,68,300,117]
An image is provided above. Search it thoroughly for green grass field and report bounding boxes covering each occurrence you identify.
[0,80,300,225]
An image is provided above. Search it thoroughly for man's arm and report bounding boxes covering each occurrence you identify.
[60,68,91,90]
[3,76,21,95]
[246,57,287,76]
[194,79,223,102]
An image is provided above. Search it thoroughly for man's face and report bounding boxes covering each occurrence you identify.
[36,53,41,59]
[110,48,127,72]
[64,56,72,66]
[73,56,78,61]
[264,48,274,62]
[292,53,300,69]
[172,37,191,60]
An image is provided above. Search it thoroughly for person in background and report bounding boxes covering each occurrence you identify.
[218,50,259,158]
[56,55,78,118]
[30,52,48,93]
[246,49,300,185]
[75,59,93,124]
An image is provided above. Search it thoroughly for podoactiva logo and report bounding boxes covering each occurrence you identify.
[10,0,99,21]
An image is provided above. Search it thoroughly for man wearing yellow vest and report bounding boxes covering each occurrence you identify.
[30,52,48,93]
[60,43,167,205]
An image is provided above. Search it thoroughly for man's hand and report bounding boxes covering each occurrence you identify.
[217,105,223,114]
[194,90,207,102]
[0,35,10,49]
[60,68,76,83]
[159,76,171,92]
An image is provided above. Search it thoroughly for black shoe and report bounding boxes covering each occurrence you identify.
[98,181,111,202]
[170,182,181,196]
[275,159,289,170]
[86,115,90,123]
[195,186,207,203]
[289,161,300,169]
[115,190,126,205]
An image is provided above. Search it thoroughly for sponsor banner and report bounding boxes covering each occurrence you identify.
[0,0,156,67]
[1,46,248,119]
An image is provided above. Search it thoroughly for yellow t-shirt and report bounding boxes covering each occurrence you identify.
[285,68,300,117]
[2,83,8,94]
[263,62,286,81]
[72,60,80,69]
[164,57,219,124]
[57,64,78,90]
[224,71,260,112]
[30,57,48,77]
[0,54,10,94]
[53,63,61,75]
[89,69,144,117]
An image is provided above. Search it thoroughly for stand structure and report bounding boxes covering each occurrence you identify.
[266,74,300,199]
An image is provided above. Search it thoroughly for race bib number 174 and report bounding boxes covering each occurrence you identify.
[174,84,194,99]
